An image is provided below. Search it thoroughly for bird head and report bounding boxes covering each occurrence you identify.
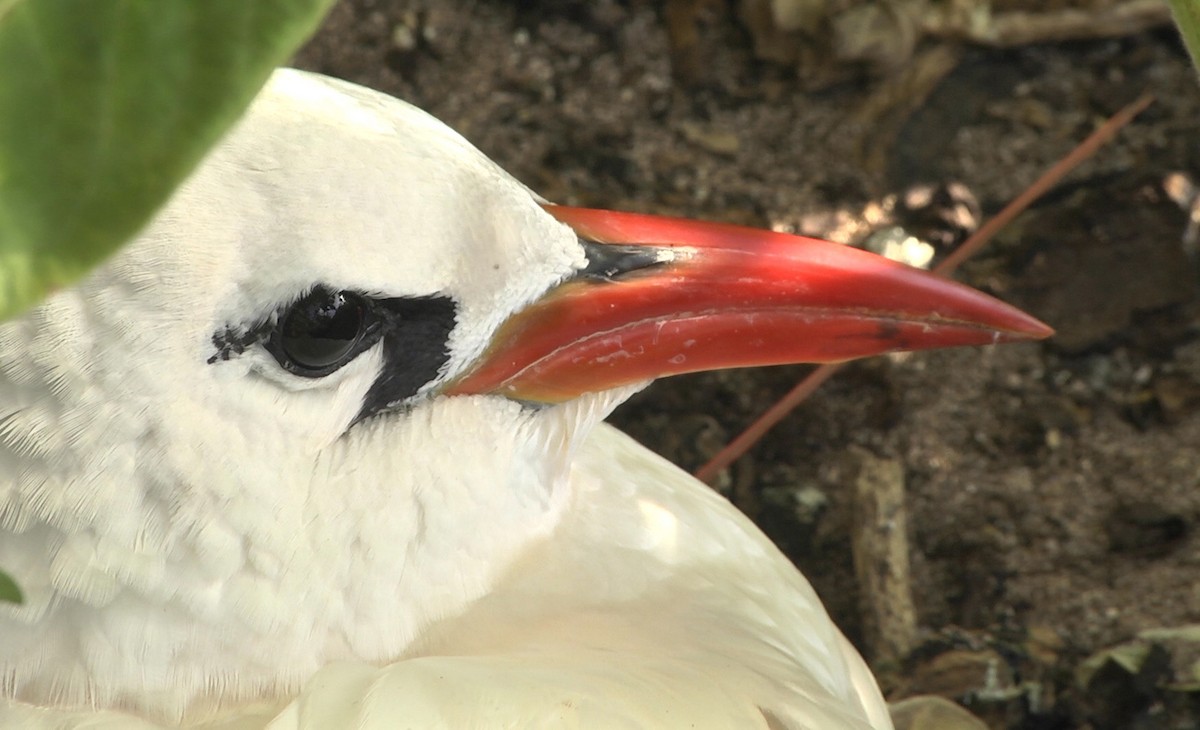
[0,69,1049,713]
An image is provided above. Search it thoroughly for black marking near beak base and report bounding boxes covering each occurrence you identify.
[576,239,667,282]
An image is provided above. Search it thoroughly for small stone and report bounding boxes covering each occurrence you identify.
[1026,624,1065,666]
[761,483,828,526]
[766,0,827,33]
[678,121,740,157]
[391,24,417,52]
[890,696,988,730]
[832,0,919,71]
[860,226,935,269]
[897,648,1015,700]
[1044,427,1062,450]
[1153,372,1200,422]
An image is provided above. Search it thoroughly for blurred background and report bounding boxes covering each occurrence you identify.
[297,2,1199,727]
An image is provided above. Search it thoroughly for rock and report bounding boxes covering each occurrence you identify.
[1076,639,1172,729]
[764,0,828,33]
[893,629,1057,727]
[890,696,988,730]
[892,181,980,249]
[1073,629,1200,727]
[1025,624,1066,667]
[896,648,1016,700]
[860,226,936,269]
[678,121,740,157]
[1153,372,1200,423]
[761,483,828,528]
[831,0,919,73]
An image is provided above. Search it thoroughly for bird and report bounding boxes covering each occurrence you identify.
[0,69,1051,729]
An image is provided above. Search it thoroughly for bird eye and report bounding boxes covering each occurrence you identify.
[270,288,372,376]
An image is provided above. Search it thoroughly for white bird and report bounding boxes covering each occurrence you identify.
[0,69,1050,729]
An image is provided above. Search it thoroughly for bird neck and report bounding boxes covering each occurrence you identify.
[0,368,624,721]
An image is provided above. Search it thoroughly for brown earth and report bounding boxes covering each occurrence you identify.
[296,2,1200,727]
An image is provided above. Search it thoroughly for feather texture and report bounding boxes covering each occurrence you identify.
[0,425,889,729]
[0,69,891,728]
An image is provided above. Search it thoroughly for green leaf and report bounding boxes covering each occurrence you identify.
[1170,0,1200,75]
[0,571,20,604]
[0,0,336,320]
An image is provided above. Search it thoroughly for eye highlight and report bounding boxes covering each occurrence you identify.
[267,288,378,377]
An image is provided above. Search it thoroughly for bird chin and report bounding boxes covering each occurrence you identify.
[530,380,649,432]
[467,380,650,469]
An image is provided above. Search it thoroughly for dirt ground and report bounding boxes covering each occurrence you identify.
[296,2,1200,728]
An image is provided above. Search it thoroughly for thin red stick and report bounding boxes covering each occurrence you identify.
[694,93,1154,485]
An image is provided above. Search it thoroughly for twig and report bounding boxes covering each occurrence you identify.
[935,93,1154,276]
[923,0,1171,48]
[694,93,1154,484]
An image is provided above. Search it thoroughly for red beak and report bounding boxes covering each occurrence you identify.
[446,206,1052,403]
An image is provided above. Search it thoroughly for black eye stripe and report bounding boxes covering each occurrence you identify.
[355,295,457,423]
[209,285,458,422]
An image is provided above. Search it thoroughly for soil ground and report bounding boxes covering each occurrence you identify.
[296,3,1200,727]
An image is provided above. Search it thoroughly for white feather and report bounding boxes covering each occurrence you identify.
[0,69,890,728]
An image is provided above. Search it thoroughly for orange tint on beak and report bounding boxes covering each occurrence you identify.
[447,206,1052,403]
